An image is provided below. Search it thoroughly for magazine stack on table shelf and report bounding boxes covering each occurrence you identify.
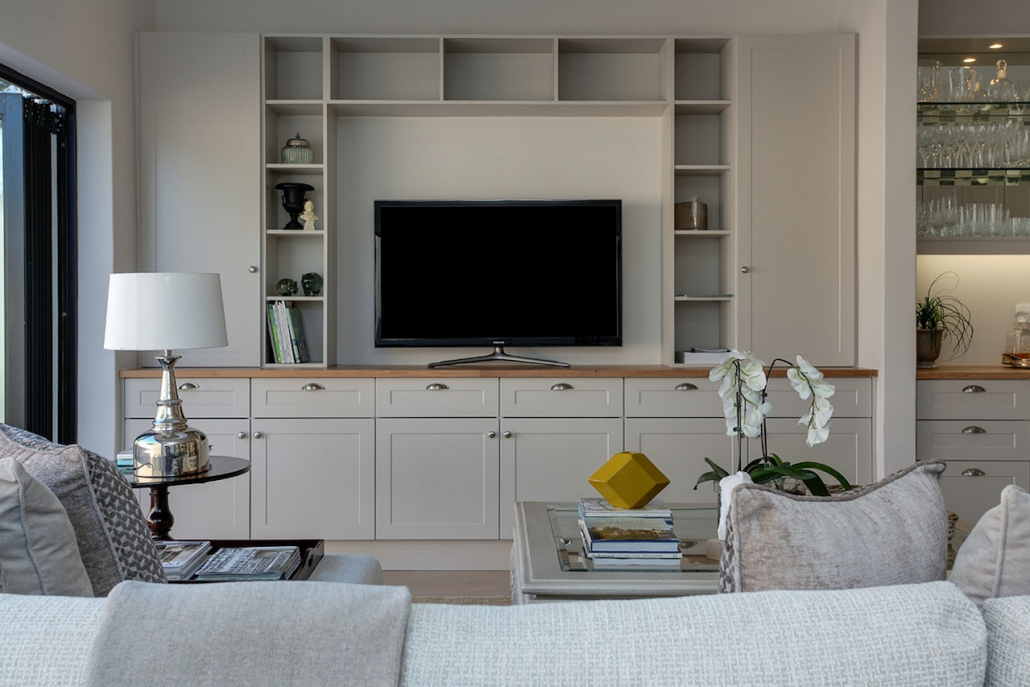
[577,498,682,567]
[192,545,302,582]
[155,540,212,581]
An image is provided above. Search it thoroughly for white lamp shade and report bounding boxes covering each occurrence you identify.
[104,272,229,351]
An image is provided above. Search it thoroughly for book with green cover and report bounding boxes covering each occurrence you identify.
[267,303,282,363]
[288,305,310,363]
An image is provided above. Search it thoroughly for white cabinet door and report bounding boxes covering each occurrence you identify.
[376,418,499,539]
[498,418,623,538]
[735,34,855,366]
[762,418,873,487]
[137,33,261,366]
[250,418,375,540]
[940,460,1030,525]
[125,418,251,540]
[625,418,735,505]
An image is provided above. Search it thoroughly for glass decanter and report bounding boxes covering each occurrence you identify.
[1004,310,1030,367]
[988,60,1017,102]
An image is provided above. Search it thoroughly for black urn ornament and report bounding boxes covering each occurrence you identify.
[274,182,315,230]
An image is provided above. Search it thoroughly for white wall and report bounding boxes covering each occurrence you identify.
[0,0,154,457]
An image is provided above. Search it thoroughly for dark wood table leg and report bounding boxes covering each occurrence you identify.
[146,484,174,540]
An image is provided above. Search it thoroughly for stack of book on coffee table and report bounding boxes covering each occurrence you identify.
[577,498,681,567]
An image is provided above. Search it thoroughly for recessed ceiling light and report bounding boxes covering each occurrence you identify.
[990,43,1003,49]
[964,57,977,63]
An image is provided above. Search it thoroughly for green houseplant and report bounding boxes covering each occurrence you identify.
[693,351,852,498]
[916,271,974,368]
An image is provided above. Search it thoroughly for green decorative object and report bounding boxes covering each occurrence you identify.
[276,278,298,296]
[301,272,323,297]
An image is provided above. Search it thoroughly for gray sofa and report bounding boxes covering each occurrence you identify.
[0,579,1026,686]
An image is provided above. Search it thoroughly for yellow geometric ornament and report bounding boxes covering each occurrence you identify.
[588,451,670,509]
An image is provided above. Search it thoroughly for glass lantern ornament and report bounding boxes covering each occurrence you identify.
[301,272,323,297]
[281,133,315,164]
[1004,311,1030,367]
[276,278,298,296]
[988,60,1017,102]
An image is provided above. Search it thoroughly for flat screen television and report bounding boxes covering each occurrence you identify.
[374,199,622,368]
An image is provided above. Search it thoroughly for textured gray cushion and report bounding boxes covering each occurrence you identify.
[0,593,106,686]
[87,580,411,687]
[0,457,93,596]
[983,595,1030,687]
[721,461,948,593]
[402,581,986,686]
[950,485,1030,608]
[0,424,165,593]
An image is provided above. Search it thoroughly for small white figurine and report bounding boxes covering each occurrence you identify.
[300,200,318,231]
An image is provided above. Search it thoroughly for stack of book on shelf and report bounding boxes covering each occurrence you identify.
[266,300,309,364]
[155,540,212,581]
[192,545,302,582]
[578,498,682,567]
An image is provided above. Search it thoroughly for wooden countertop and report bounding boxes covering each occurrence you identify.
[120,365,878,379]
[917,364,1030,380]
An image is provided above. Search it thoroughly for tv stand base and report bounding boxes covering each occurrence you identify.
[427,346,570,369]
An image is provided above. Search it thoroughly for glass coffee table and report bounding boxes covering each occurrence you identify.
[511,501,720,604]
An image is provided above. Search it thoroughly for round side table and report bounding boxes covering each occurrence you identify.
[126,455,250,540]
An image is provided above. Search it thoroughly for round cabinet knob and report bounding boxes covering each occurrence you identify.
[248,266,258,273]
[252,431,263,439]
[740,266,750,274]
[503,431,512,439]
[237,432,247,439]
[487,431,497,439]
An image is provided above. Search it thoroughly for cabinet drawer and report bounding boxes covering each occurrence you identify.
[917,380,1030,420]
[763,378,872,418]
[376,379,499,418]
[624,378,722,417]
[251,378,374,418]
[124,377,250,419]
[940,460,1030,525]
[916,420,1030,463]
[500,378,623,417]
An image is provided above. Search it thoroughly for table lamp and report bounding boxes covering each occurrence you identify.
[104,273,228,478]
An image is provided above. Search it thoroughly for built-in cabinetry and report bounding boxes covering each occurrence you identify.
[136,33,262,367]
[123,369,874,550]
[916,378,1030,524]
[138,32,857,372]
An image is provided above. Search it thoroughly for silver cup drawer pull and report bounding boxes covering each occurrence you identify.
[426,383,449,391]
[961,468,986,477]
[674,383,698,391]
[962,385,986,393]
[962,426,986,434]
[550,383,574,391]
[178,382,199,391]
[301,383,325,391]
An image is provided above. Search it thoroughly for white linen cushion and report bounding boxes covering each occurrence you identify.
[983,595,1030,687]
[0,457,93,596]
[721,461,947,592]
[401,581,986,686]
[950,484,1030,608]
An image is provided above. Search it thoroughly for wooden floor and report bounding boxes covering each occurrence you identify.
[382,570,510,597]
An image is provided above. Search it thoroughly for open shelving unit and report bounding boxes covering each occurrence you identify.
[262,34,735,367]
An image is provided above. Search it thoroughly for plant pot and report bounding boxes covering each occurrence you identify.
[916,328,944,368]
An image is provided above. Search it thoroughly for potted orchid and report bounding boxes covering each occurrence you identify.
[693,350,852,498]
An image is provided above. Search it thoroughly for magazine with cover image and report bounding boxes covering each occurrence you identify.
[578,497,672,519]
[193,546,301,582]
[579,517,680,553]
[155,540,212,581]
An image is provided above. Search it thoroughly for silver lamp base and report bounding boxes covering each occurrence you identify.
[133,427,211,479]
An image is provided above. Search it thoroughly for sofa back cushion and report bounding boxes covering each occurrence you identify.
[0,425,164,595]
[950,484,1030,608]
[721,461,947,592]
[0,457,93,596]
[402,581,985,686]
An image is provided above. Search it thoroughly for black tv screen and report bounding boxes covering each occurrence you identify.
[374,199,622,351]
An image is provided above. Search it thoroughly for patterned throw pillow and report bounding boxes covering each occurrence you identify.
[0,425,165,594]
[720,461,948,593]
